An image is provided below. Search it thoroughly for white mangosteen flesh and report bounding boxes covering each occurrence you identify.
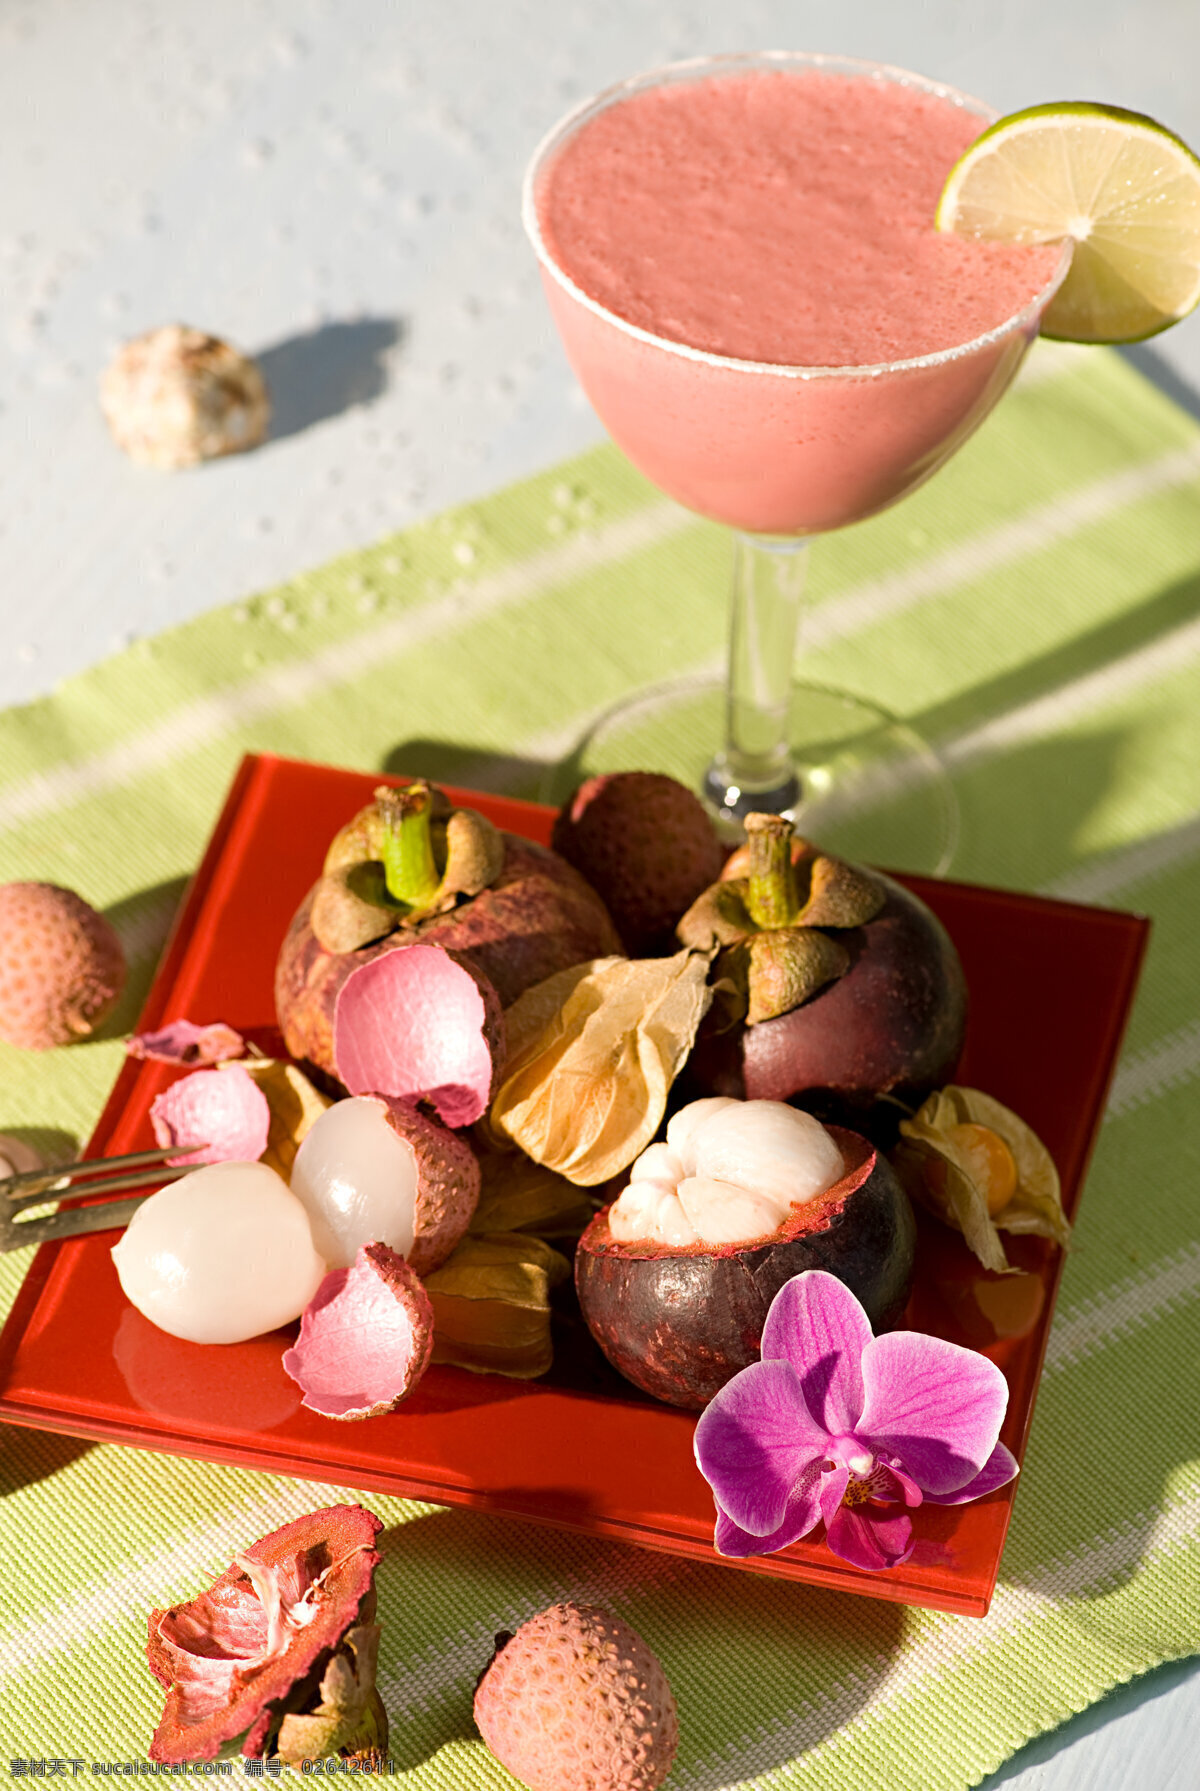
[111,1160,327,1344]
[288,1096,417,1269]
[608,1098,844,1248]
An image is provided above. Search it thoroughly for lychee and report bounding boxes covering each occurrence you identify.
[288,1093,481,1277]
[111,1160,328,1345]
[473,1601,678,1791]
[0,882,126,1050]
[552,771,724,956]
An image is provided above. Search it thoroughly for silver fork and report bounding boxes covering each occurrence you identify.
[0,1144,209,1253]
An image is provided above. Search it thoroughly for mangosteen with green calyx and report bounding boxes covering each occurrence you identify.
[276,780,621,1089]
[676,814,967,1140]
[311,779,505,954]
[574,1096,916,1410]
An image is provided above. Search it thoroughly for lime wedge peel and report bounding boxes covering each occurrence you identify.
[936,101,1200,344]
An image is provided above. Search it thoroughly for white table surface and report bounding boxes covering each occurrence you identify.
[1,3,1197,1785]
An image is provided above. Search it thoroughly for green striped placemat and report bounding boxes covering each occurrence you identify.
[1,339,1198,1788]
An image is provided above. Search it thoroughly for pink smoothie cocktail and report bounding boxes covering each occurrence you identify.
[526,56,1068,536]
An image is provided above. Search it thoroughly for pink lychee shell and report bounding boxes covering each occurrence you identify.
[0,882,127,1050]
[474,1601,679,1791]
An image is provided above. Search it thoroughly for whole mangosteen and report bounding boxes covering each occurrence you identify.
[276,780,621,1092]
[675,814,967,1139]
[575,1097,916,1409]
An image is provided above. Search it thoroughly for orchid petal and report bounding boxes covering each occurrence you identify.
[923,1440,1020,1505]
[876,1461,923,1508]
[694,1358,829,1535]
[826,1505,915,1572]
[858,1329,1010,1495]
[713,1464,823,1558]
[818,1462,849,1529]
[760,1271,870,1434]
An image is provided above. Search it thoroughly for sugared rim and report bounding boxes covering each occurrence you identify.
[522,50,1073,382]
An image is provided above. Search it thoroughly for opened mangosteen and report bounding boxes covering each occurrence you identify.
[676,815,967,1139]
[575,1096,916,1409]
[276,779,621,1093]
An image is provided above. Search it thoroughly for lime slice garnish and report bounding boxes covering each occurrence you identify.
[936,101,1200,343]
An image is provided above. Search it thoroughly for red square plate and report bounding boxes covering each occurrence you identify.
[0,754,1148,1616]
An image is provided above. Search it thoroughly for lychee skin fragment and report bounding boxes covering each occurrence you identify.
[0,882,126,1050]
[474,1601,678,1791]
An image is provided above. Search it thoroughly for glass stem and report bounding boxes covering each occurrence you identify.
[702,532,808,825]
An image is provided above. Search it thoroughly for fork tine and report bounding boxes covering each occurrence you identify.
[1,1193,155,1253]
[4,1162,203,1216]
[0,1141,207,1198]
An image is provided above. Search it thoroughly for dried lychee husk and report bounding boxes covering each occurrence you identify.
[127,1019,246,1065]
[0,882,126,1050]
[474,1602,678,1791]
[101,324,269,468]
[552,770,726,956]
[147,1504,384,1762]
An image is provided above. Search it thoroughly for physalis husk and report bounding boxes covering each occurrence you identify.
[892,1085,1069,1273]
[488,950,712,1185]
[423,1233,571,1379]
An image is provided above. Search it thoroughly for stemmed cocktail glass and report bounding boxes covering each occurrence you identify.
[523,52,1071,870]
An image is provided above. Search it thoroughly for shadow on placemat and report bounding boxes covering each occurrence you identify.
[373,1504,907,1784]
[382,738,551,803]
[259,317,405,442]
[96,877,191,1042]
[1,1424,94,1493]
[1120,342,1200,425]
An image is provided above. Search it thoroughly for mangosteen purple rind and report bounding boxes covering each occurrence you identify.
[678,868,968,1143]
[574,1127,916,1410]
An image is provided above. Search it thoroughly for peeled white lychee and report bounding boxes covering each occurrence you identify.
[609,1096,843,1248]
[0,883,126,1050]
[474,1602,678,1791]
[288,1094,480,1277]
[112,1160,327,1344]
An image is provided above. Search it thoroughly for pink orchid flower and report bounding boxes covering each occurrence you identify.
[693,1270,1018,1571]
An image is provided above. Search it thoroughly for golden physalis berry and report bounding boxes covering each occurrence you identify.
[891,1086,1068,1273]
[939,1122,1018,1216]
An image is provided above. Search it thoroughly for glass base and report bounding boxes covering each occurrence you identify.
[540,675,960,875]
